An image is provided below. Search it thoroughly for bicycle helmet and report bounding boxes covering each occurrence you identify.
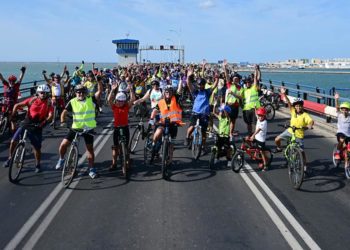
[256,107,267,116]
[219,104,231,114]
[340,102,350,110]
[118,81,128,92]
[36,84,50,93]
[54,74,61,79]
[292,98,304,106]
[8,75,17,82]
[115,92,127,102]
[151,80,160,86]
[197,78,206,86]
[75,84,87,93]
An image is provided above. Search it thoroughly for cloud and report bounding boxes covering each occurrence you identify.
[199,0,215,9]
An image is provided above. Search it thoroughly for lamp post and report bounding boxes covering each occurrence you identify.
[169,29,182,63]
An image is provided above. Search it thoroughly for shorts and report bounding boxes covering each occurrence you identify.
[158,123,178,139]
[52,97,65,110]
[336,132,350,144]
[65,129,94,145]
[113,126,130,146]
[190,113,209,134]
[12,126,43,150]
[254,139,266,150]
[278,129,304,149]
[228,105,239,120]
[243,109,256,125]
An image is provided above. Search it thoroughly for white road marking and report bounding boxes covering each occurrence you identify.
[4,123,113,250]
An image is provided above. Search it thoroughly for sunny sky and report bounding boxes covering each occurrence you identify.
[1,0,349,63]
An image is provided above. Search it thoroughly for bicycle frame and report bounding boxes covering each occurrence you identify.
[239,138,264,162]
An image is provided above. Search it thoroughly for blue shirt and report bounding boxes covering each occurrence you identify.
[192,89,211,114]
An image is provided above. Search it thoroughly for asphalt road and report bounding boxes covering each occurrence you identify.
[0,106,349,250]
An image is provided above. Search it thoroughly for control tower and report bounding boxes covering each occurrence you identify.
[112,39,139,66]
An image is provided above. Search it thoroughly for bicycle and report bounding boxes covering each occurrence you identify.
[61,129,95,188]
[208,131,236,169]
[332,142,350,179]
[114,127,131,179]
[282,125,308,189]
[259,96,275,121]
[130,116,146,154]
[231,136,273,173]
[160,118,175,179]
[0,102,10,136]
[51,98,63,129]
[8,124,38,183]
[191,117,203,160]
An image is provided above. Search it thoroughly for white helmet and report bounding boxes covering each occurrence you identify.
[37,84,50,93]
[115,92,127,102]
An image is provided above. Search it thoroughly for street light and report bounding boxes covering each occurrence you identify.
[169,29,182,63]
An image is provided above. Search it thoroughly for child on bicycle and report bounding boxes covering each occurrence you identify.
[212,103,233,167]
[334,93,350,168]
[248,107,269,171]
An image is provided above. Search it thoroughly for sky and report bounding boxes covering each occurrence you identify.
[1,0,350,63]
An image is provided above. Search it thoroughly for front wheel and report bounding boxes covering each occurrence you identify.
[209,147,217,170]
[287,146,304,190]
[62,145,79,188]
[332,143,341,168]
[191,129,202,160]
[120,143,130,179]
[130,126,142,154]
[161,138,170,179]
[0,116,9,136]
[264,103,275,121]
[232,151,245,173]
[9,142,26,183]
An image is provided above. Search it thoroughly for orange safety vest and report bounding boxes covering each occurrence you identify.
[158,96,182,124]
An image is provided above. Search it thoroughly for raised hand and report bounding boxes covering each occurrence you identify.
[335,92,340,99]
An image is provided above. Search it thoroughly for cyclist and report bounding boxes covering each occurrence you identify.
[184,68,218,150]
[249,107,270,171]
[133,80,163,112]
[212,103,233,167]
[334,93,350,168]
[48,74,67,125]
[150,84,183,164]
[274,87,314,172]
[108,81,135,172]
[0,66,26,133]
[3,84,53,172]
[56,83,102,179]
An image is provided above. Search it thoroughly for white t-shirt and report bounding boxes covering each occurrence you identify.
[337,112,350,137]
[149,89,163,108]
[52,83,62,97]
[255,119,267,142]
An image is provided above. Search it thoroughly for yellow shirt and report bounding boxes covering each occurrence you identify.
[288,108,313,138]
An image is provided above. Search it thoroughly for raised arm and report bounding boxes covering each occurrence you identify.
[18,66,26,84]
[280,86,292,110]
[108,83,118,107]
[335,92,340,112]
[42,70,51,85]
[128,82,136,107]
[223,59,230,84]
[94,76,103,101]
[201,59,207,78]
[0,73,5,82]
[186,68,194,93]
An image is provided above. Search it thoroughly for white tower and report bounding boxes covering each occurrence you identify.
[112,39,139,66]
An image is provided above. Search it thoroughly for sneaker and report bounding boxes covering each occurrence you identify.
[262,165,268,172]
[55,159,65,170]
[273,147,283,153]
[35,165,41,173]
[227,161,232,167]
[258,162,264,170]
[184,138,190,146]
[3,159,10,168]
[334,152,341,160]
[89,168,98,179]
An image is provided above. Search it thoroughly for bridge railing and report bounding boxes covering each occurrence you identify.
[0,80,46,100]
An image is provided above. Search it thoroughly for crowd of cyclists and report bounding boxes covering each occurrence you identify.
[1,60,350,180]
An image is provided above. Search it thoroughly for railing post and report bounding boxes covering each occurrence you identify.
[332,87,336,107]
[316,87,320,103]
[30,81,37,96]
[269,80,274,92]
[296,83,300,98]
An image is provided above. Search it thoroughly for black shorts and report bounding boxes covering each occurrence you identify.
[65,129,94,145]
[217,136,230,150]
[158,123,178,139]
[190,113,209,133]
[113,126,130,146]
[12,126,43,150]
[228,105,239,120]
[243,109,256,125]
[254,139,266,150]
[336,132,350,144]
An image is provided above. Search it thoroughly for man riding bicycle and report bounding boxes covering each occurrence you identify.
[3,84,53,173]
[56,83,102,179]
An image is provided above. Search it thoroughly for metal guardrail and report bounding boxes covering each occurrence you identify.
[0,80,46,99]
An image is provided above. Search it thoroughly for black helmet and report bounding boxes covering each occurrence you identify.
[75,84,87,93]
[197,78,206,86]
[243,76,252,83]
[151,80,160,86]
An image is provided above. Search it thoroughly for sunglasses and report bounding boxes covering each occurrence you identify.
[76,91,84,94]
[39,92,47,95]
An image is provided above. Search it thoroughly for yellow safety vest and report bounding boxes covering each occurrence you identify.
[71,97,96,129]
[226,84,240,104]
[243,87,260,111]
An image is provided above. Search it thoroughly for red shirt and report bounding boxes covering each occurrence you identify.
[112,104,129,127]
[2,80,20,105]
[23,97,54,123]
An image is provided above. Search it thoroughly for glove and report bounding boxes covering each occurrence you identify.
[42,70,47,74]
[20,66,26,72]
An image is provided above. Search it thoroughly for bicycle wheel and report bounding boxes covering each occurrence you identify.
[208,147,217,170]
[288,147,304,190]
[264,103,275,121]
[161,137,169,179]
[143,132,153,165]
[120,143,130,179]
[61,145,78,188]
[332,144,341,168]
[232,151,245,173]
[130,126,142,154]
[52,106,58,129]
[257,148,274,166]
[0,116,8,136]
[273,95,282,110]
[9,142,26,183]
[191,129,202,160]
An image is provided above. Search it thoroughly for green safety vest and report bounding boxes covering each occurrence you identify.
[219,116,230,136]
[71,97,96,129]
[226,84,240,104]
[243,87,260,111]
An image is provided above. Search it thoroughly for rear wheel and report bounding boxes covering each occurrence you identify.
[288,147,304,190]
[232,151,245,173]
[191,129,202,160]
[120,143,130,179]
[143,132,153,165]
[332,144,341,168]
[209,147,217,170]
[0,116,9,136]
[9,142,26,183]
[62,145,78,188]
[130,126,142,154]
[264,103,275,121]
[161,138,170,179]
